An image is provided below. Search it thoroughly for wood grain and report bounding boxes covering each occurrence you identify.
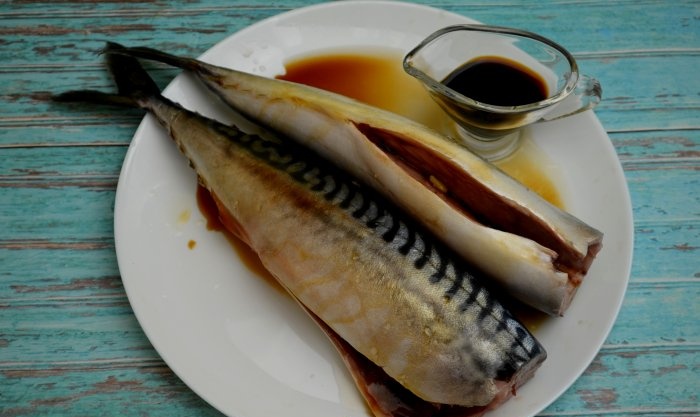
[1,1,698,416]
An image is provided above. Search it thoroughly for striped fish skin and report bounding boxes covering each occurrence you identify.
[58,50,547,409]
[106,44,604,316]
[157,102,546,407]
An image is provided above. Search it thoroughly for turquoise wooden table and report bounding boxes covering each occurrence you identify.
[1,0,698,416]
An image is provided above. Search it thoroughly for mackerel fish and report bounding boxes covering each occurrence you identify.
[55,47,546,414]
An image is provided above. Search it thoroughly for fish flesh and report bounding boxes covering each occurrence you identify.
[104,44,604,316]
[55,47,546,414]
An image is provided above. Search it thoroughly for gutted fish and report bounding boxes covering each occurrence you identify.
[105,44,603,316]
[55,48,546,412]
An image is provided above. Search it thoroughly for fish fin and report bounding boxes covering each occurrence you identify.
[104,44,163,100]
[102,41,209,75]
[53,45,163,109]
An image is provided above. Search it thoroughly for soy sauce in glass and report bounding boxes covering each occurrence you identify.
[442,56,548,106]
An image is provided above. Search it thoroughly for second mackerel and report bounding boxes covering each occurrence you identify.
[105,43,604,316]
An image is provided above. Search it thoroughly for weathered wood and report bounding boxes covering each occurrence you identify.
[1,363,226,417]
[542,345,699,415]
[1,0,698,416]
[0,186,116,241]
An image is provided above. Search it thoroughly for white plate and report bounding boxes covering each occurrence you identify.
[114,2,633,416]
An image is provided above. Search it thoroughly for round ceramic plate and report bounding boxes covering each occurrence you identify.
[114,2,634,416]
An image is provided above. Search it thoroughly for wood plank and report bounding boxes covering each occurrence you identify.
[611,130,700,161]
[624,164,700,222]
[630,221,700,279]
[610,281,700,346]
[0,362,225,417]
[0,295,159,363]
[0,295,697,416]
[543,345,700,415]
[1,344,697,416]
[0,1,696,61]
[0,145,125,178]
[450,1,700,53]
[0,185,116,241]
[0,246,120,301]
[0,121,140,147]
[0,11,268,66]
[0,1,696,70]
[586,55,700,132]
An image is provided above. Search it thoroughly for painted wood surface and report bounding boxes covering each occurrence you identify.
[1,0,698,416]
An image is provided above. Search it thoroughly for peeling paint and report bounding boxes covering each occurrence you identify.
[577,388,619,410]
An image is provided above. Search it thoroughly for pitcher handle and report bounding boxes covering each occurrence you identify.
[540,75,602,121]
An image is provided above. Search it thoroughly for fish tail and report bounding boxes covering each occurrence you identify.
[53,42,162,109]
[102,41,210,75]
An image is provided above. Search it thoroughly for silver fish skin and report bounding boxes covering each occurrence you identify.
[56,50,546,409]
[105,44,603,316]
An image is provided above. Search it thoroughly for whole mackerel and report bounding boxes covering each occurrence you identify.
[105,44,604,316]
[56,48,546,414]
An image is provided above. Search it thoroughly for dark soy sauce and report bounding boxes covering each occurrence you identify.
[443,56,548,106]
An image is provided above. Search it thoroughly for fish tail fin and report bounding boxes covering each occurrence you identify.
[53,43,162,109]
[102,41,211,75]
